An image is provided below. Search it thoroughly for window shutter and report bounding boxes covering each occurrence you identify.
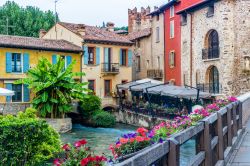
[104,48,109,63]
[66,56,72,66]
[120,49,123,65]
[5,83,12,102]
[128,50,133,67]
[6,52,12,73]
[96,47,100,65]
[52,55,57,64]
[84,46,89,65]
[23,53,30,73]
[23,84,30,102]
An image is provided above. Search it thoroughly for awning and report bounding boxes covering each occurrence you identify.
[147,85,211,99]
[0,88,15,96]
[118,78,163,91]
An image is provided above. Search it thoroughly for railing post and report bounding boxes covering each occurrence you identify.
[232,103,237,137]
[217,112,224,160]
[227,106,232,146]
[203,120,212,166]
[168,138,180,166]
[238,102,243,130]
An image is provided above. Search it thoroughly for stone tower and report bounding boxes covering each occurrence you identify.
[128,7,152,33]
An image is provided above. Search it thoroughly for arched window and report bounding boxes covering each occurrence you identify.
[208,30,219,59]
[209,66,219,94]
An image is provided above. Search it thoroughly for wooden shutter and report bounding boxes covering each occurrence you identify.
[6,52,12,73]
[96,47,100,65]
[23,84,30,102]
[128,50,133,67]
[23,53,30,73]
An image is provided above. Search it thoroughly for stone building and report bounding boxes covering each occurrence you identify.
[178,0,250,96]
[128,7,164,81]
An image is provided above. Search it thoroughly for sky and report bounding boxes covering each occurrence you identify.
[0,0,167,27]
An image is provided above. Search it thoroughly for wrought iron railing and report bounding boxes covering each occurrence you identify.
[197,83,222,94]
[147,69,163,79]
[202,48,220,60]
[101,63,119,73]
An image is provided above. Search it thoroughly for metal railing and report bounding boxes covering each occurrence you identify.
[101,63,119,73]
[117,100,244,166]
[202,48,220,60]
[147,69,163,79]
[197,83,222,94]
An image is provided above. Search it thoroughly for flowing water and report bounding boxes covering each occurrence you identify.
[61,124,196,165]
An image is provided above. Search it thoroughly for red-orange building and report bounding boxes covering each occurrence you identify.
[158,0,203,86]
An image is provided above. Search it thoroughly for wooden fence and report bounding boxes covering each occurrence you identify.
[116,100,244,166]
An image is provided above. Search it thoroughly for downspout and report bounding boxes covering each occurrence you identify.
[163,11,167,83]
[81,39,86,82]
[190,13,193,86]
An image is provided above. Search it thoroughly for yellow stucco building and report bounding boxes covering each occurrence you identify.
[0,35,82,103]
[42,22,133,107]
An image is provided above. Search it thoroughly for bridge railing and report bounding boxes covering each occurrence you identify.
[116,100,244,166]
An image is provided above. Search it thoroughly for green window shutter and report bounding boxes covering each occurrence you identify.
[84,46,89,65]
[6,52,12,73]
[96,47,100,65]
[5,83,12,102]
[120,49,123,65]
[23,84,30,102]
[66,56,72,66]
[52,55,57,64]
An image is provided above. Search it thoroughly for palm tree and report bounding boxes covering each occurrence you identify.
[16,56,88,118]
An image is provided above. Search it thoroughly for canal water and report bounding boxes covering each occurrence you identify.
[61,124,195,165]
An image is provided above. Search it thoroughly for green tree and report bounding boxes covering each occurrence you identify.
[0,1,56,37]
[114,26,128,31]
[16,56,88,118]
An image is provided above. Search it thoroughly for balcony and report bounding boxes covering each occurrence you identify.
[197,83,222,94]
[101,63,119,74]
[202,48,220,60]
[147,69,163,80]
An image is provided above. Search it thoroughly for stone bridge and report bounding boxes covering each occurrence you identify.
[115,93,250,166]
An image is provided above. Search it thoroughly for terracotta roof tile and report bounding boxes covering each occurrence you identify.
[0,35,82,53]
[58,22,133,45]
[127,28,151,41]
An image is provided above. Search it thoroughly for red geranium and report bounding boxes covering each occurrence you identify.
[136,127,148,136]
[80,158,89,166]
[135,136,145,142]
[62,144,70,151]
[74,139,87,148]
[53,159,62,166]
[120,138,128,144]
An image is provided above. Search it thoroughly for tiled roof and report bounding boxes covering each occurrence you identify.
[0,35,82,53]
[58,22,133,45]
[127,28,151,41]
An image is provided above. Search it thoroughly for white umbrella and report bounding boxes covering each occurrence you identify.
[0,88,15,96]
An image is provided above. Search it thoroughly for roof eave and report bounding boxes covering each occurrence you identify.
[84,39,133,46]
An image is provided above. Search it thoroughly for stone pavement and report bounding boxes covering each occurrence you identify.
[228,119,250,166]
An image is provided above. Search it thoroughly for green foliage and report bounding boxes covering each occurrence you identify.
[17,107,37,119]
[92,110,116,128]
[0,1,57,37]
[114,26,128,31]
[0,108,61,165]
[15,56,88,118]
[79,95,101,117]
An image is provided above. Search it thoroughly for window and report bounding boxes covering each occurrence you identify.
[207,4,214,17]
[88,80,95,94]
[121,49,127,66]
[170,6,175,18]
[12,53,22,72]
[181,13,187,26]
[88,47,95,65]
[104,80,111,97]
[156,27,160,42]
[60,55,68,69]
[170,20,175,38]
[169,51,175,68]
[208,66,219,94]
[157,56,160,69]
[208,30,219,59]
[12,84,22,102]
[136,56,141,72]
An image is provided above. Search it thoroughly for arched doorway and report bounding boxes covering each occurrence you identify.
[209,66,219,94]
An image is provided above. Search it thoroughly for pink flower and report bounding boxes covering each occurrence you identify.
[136,127,148,136]
[74,139,87,148]
[228,96,238,102]
[62,144,70,151]
[53,159,62,166]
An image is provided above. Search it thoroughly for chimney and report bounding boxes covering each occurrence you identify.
[146,6,151,14]
[77,25,86,36]
[106,22,115,32]
[39,29,47,38]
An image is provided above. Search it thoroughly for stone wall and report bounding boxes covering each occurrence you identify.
[45,118,72,133]
[113,110,168,128]
[0,102,30,115]
[181,0,250,96]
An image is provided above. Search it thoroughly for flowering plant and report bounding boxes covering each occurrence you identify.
[206,103,220,112]
[53,139,107,166]
[189,108,210,124]
[109,128,151,159]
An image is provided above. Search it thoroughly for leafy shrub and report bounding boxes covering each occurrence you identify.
[79,95,101,117]
[0,108,61,165]
[92,110,116,128]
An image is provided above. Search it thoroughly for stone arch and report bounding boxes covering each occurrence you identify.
[102,104,118,111]
[205,65,220,94]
